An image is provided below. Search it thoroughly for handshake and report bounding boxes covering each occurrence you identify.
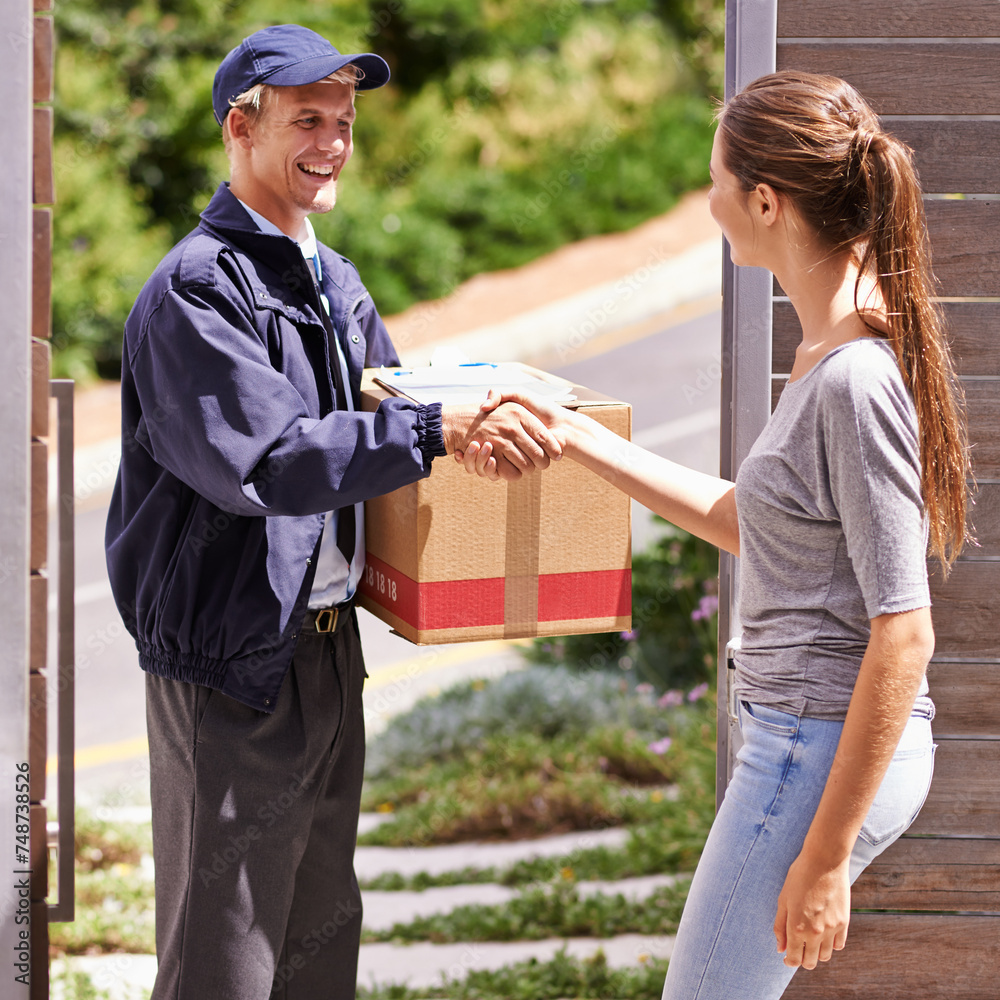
[441,390,581,483]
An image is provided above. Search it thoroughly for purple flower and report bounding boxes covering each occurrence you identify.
[619,629,639,642]
[658,689,683,708]
[648,737,673,755]
[635,683,654,696]
[687,682,710,702]
[691,594,719,622]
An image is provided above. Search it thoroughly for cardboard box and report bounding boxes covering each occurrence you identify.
[358,367,632,644]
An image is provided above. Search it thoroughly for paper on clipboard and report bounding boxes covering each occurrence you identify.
[374,363,577,406]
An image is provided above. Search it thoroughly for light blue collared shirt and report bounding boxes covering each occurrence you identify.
[236,199,364,606]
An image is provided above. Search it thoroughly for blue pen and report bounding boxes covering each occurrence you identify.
[458,362,498,367]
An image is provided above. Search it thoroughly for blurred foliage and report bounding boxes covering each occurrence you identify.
[364,660,710,781]
[49,809,156,957]
[525,521,719,691]
[361,665,714,845]
[51,0,722,380]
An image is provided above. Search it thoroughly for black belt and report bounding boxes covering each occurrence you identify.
[301,600,355,636]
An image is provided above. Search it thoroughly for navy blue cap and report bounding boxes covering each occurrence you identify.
[213,24,390,125]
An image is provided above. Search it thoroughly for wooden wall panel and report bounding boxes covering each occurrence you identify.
[969,482,1000,556]
[31,208,51,340]
[927,662,1000,737]
[782,913,1000,1000]
[776,42,1000,115]
[774,203,1000,297]
[32,14,52,103]
[28,673,46,804]
[29,439,46,572]
[930,561,1000,659]
[943,304,1000,376]
[882,119,1000,195]
[32,106,53,205]
[852,837,1000,911]
[779,0,1000,37]
[31,338,48,439]
[773,301,1000,376]
[29,572,46,673]
[925,200,1000,297]
[908,739,1000,837]
[965,381,1000,480]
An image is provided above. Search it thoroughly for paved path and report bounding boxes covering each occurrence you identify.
[363,873,687,932]
[55,933,677,998]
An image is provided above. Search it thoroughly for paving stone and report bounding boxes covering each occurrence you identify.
[358,933,676,990]
[356,826,630,880]
[54,932,676,998]
[363,873,687,932]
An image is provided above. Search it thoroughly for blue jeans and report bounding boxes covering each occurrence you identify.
[661,702,935,1000]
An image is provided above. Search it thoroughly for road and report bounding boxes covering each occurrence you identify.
[49,306,722,804]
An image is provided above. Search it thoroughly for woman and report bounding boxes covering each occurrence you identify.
[460,72,971,998]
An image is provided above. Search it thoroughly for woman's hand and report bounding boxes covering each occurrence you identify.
[455,389,576,481]
[454,387,740,553]
[774,608,933,968]
[774,852,851,969]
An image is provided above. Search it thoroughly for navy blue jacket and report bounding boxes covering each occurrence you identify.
[106,184,445,711]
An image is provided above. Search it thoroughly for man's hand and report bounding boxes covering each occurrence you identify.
[441,400,561,482]
[774,853,851,970]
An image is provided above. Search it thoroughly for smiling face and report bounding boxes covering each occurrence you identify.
[228,79,356,240]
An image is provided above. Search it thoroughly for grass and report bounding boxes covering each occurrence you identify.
[358,774,714,893]
[362,879,690,944]
[360,728,678,846]
[49,811,155,958]
[357,948,670,1000]
[360,675,716,849]
[50,964,151,1000]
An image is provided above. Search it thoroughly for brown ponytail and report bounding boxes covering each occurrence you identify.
[718,71,971,573]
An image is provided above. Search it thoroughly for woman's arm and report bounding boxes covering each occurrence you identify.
[774,606,935,970]
[462,390,740,555]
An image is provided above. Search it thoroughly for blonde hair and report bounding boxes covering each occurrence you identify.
[222,65,362,151]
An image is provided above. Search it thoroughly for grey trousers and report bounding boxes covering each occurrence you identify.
[145,613,367,1000]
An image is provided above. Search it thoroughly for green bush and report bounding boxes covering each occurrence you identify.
[51,0,721,379]
[364,663,707,782]
[362,665,714,846]
[526,522,719,691]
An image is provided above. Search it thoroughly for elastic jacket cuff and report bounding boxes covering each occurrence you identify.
[416,403,447,467]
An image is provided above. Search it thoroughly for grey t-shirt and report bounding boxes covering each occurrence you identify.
[733,337,933,721]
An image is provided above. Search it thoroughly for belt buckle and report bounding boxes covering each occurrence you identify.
[314,607,339,633]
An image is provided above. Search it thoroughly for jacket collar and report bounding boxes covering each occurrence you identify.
[198,183,368,311]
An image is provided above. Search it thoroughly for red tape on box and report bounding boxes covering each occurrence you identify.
[537,569,632,622]
[362,553,631,631]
